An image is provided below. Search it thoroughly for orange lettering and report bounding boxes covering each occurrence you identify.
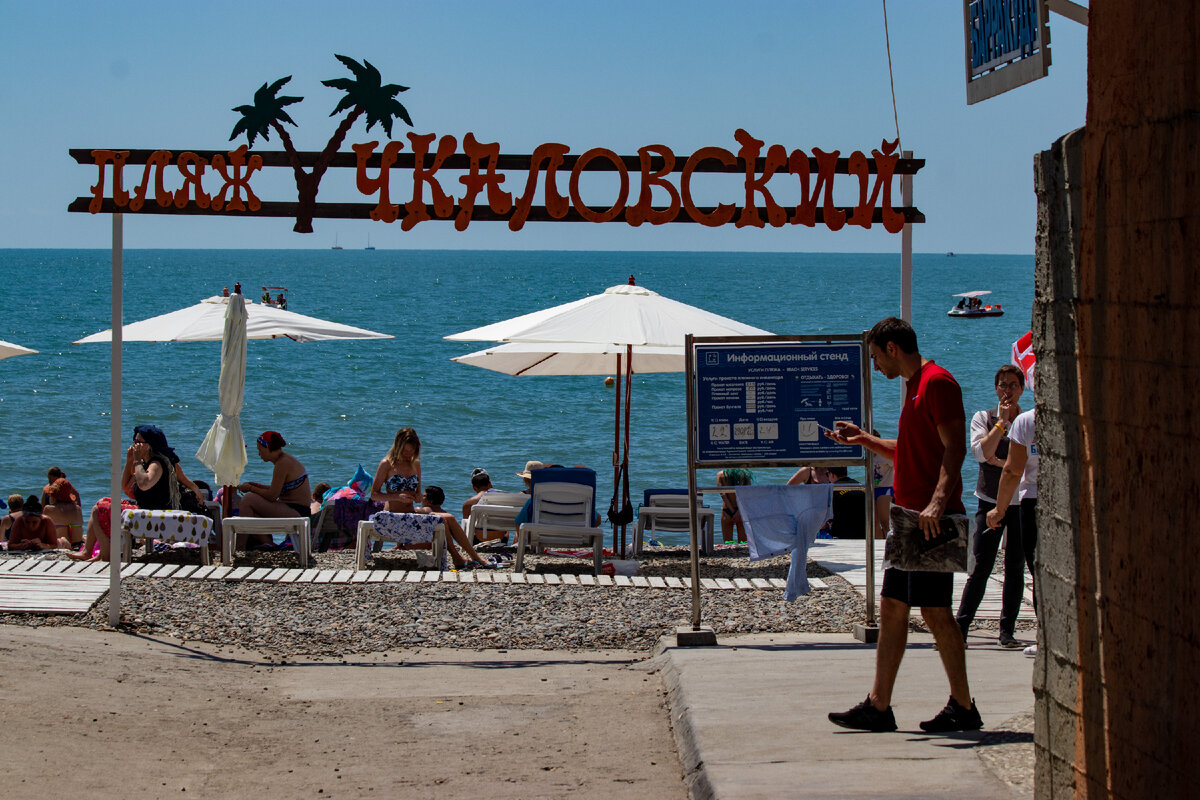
[509,143,570,230]
[681,147,736,227]
[569,148,628,223]
[402,133,457,231]
[210,145,263,212]
[734,129,788,229]
[352,140,404,223]
[128,151,175,211]
[88,150,130,213]
[457,133,513,231]
[173,152,211,209]
[627,145,680,226]
[788,148,845,230]
[847,138,905,233]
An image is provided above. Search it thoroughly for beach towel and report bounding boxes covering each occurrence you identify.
[122,509,214,546]
[369,511,440,545]
[735,484,833,602]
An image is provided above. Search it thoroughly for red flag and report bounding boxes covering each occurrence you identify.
[1012,330,1035,391]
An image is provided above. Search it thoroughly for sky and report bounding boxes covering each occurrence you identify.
[0,1,1088,254]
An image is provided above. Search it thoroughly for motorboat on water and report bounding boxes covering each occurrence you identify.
[261,285,289,309]
[948,290,1003,317]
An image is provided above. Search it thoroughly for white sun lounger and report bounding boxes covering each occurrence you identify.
[221,516,310,566]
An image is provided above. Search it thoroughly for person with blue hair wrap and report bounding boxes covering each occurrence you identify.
[68,425,206,561]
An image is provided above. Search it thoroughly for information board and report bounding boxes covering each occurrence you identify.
[693,339,866,464]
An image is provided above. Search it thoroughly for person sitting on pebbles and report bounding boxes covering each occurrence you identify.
[1,494,24,543]
[5,495,64,552]
[42,467,84,548]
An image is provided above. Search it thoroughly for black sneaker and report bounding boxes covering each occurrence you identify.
[919,696,983,732]
[998,632,1021,649]
[829,696,897,732]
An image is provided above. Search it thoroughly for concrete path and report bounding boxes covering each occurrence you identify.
[657,630,1036,799]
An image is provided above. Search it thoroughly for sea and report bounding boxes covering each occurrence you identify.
[0,249,1032,545]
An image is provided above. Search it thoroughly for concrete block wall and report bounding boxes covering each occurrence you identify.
[1033,3,1200,797]
[1032,128,1084,799]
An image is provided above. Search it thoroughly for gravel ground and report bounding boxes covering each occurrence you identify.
[0,545,867,657]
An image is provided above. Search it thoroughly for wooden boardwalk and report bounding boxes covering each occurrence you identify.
[0,557,111,613]
[0,554,829,613]
[809,537,1036,621]
[0,540,1030,622]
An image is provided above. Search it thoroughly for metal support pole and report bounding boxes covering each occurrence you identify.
[679,335,716,645]
[107,213,123,627]
[901,150,913,324]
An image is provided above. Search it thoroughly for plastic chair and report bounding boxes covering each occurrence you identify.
[516,470,604,574]
[632,489,715,555]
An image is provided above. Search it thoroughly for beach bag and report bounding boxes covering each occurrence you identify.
[884,505,972,573]
[178,485,206,514]
[607,462,633,526]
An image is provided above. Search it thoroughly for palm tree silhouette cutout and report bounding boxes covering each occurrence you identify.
[230,55,413,233]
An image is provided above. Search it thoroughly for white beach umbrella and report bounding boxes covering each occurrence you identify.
[446,280,768,347]
[194,293,248,487]
[446,277,771,555]
[75,295,391,344]
[0,339,37,360]
[451,341,685,376]
[75,293,392,487]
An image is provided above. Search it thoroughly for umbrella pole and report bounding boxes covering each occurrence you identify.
[612,352,622,556]
[620,344,632,558]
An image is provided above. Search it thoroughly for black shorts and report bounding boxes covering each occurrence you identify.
[880,566,953,608]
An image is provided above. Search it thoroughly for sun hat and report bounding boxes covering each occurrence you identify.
[516,460,544,480]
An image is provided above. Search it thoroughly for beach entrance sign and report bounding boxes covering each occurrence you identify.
[70,55,925,235]
[73,54,922,631]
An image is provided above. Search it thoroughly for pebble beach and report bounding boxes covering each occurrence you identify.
[0,545,867,657]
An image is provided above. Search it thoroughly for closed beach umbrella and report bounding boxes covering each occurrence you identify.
[447,277,771,555]
[0,339,37,360]
[195,292,248,487]
[75,292,392,486]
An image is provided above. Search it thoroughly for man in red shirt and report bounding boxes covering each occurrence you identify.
[827,317,981,733]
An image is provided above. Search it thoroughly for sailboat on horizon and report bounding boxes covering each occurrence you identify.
[331,233,343,250]
[365,232,375,250]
